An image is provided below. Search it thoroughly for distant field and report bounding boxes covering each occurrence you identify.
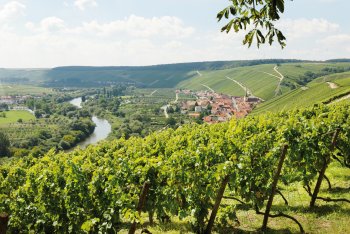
[0,84,53,95]
[253,71,350,113]
[131,88,176,98]
[0,110,35,125]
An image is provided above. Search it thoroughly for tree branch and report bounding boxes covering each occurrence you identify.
[323,174,332,190]
[223,196,246,205]
[276,189,289,205]
[304,184,350,204]
[255,205,304,233]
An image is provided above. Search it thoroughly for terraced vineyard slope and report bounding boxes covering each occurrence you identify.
[254,71,350,113]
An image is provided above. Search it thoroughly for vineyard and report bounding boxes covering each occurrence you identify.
[1,102,350,233]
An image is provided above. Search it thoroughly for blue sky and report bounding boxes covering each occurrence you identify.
[0,0,349,67]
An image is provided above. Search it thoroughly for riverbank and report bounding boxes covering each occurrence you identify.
[69,97,112,149]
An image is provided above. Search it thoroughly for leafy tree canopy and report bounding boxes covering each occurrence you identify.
[0,131,10,157]
[218,0,287,48]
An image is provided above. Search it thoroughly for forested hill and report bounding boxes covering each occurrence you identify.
[1,59,304,87]
[2,59,350,89]
[45,59,306,87]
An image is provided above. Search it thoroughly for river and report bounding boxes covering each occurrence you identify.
[69,97,112,149]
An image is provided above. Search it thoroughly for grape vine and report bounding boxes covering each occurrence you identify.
[0,102,350,233]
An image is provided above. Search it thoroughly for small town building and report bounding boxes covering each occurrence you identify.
[194,106,202,113]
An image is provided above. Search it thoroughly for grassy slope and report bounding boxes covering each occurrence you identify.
[278,63,337,81]
[177,63,350,101]
[177,65,282,100]
[0,111,35,125]
[0,84,53,96]
[254,72,350,114]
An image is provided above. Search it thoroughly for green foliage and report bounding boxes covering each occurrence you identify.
[216,205,238,229]
[0,103,9,111]
[165,117,176,126]
[0,131,10,157]
[1,103,350,233]
[218,0,287,48]
[296,66,350,85]
[1,94,96,156]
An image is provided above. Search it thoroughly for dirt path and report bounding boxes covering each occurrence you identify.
[273,66,284,81]
[150,90,158,96]
[326,82,339,89]
[174,93,179,103]
[328,94,350,104]
[196,71,203,77]
[262,66,284,81]
[161,105,169,118]
[225,76,253,96]
[262,71,281,80]
[201,84,215,92]
[261,66,284,96]
[162,92,178,119]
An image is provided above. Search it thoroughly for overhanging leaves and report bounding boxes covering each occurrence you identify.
[218,0,287,48]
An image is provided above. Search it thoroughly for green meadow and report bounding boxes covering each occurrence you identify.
[0,110,35,125]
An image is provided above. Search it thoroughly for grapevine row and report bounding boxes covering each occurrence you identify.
[0,103,349,233]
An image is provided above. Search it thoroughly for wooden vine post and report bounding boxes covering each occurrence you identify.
[205,175,230,234]
[0,213,9,234]
[262,144,288,232]
[310,129,340,208]
[129,181,151,234]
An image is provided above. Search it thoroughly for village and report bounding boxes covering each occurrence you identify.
[0,95,37,112]
[0,95,34,105]
[177,89,261,124]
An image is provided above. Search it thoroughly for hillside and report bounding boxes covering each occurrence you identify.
[253,71,350,113]
[177,62,350,101]
[42,59,306,88]
[0,59,305,87]
[2,59,350,111]
[0,69,48,84]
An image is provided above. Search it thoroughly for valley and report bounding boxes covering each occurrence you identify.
[1,0,350,233]
[2,59,350,154]
[1,59,350,234]
[2,59,350,156]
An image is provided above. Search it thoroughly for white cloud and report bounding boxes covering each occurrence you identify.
[77,15,195,38]
[3,15,195,67]
[26,15,194,39]
[74,0,97,11]
[0,13,349,67]
[316,0,338,3]
[26,17,65,33]
[318,34,350,44]
[317,34,350,56]
[278,18,339,40]
[0,1,25,22]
